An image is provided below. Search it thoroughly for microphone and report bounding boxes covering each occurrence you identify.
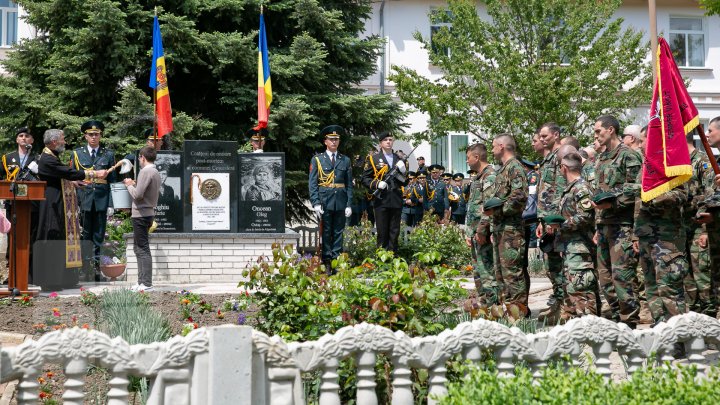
[25,144,32,151]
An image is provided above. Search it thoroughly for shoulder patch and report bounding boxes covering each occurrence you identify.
[579,197,593,211]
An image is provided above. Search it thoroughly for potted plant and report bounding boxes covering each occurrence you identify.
[100,212,133,280]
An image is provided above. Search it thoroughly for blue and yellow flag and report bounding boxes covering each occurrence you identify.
[256,12,272,129]
[149,14,173,138]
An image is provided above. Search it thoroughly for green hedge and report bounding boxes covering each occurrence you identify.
[439,363,720,404]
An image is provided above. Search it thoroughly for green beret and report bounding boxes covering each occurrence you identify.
[483,197,505,210]
[592,192,617,204]
[543,214,566,225]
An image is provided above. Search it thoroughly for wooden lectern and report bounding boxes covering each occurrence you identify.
[0,180,45,297]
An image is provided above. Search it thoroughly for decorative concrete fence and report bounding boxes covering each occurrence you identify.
[2,312,720,405]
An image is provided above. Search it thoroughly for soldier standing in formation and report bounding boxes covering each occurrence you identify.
[308,125,353,273]
[465,143,499,305]
[633,168,688,324]
[71,120,116,281]
[591,115,643,329]
[401,172,417,227]
[682,133,714,316]
[536,123,567,322]
[361,131,407,252]
[550,152,599,319]
[696,117,720,314]
[484,134,529,316]
[426,165,448,222]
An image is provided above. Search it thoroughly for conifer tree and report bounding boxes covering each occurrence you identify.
[0,0,404,220]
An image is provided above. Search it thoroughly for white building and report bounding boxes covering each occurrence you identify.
[361,0,720,173]
[0,1,34,75]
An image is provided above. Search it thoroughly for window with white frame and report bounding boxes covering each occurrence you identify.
[431,134,469,174]
[429,8,452,58]
[0,0,18,47]
[669,17,705,67]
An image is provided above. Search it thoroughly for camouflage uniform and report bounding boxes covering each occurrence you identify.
[594,143,642,327]
[537,148,567,303]
[557,178,599,319]
[682,149,714,316]
[697,156,720,317]
[465,165,499,305]
[489,157,529,311]
[635,183,688,323]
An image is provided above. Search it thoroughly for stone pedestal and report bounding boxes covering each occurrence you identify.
[124,232,300,283]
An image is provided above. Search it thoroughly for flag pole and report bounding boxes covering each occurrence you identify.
[649,0,658,85]
[153,7,158,146]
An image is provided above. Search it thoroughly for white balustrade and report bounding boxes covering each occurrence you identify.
[1,312,720,404]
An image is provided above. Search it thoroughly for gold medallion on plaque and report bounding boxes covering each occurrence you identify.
[200,179,222,200]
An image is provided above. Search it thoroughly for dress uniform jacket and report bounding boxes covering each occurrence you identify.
[426,178,448,215]
[361,152,407,209]
[308,152,353,211]
[71,146,117,211]
[2,150,38,181]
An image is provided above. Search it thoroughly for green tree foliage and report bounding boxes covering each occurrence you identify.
[700,0,720,15]
[390,0,652,158]
[0,0,405,220]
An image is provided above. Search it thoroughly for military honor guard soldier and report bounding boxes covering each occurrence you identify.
[426,165,449,221]
[361,131,408,252]
[2,127,39,284]
[449,173,466,224]
[308,125,354,273]
[71,120,117,281]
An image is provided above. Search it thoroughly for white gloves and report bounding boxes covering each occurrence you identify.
[314,205,324,217]
[118,159,133,174]
[253,149,263,153]
[345,207,352,217]
[27,161,38,174]
[396,160,406,174]
[378,181,388,190]
[107,207,115,216]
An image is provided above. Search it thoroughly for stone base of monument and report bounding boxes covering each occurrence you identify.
[123,232,300,283]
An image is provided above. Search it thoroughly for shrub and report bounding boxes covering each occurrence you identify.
[343,217,378,266]
[240,245,468,341]
[399,214,471,270]
[344,214,472,271]
[337,250,467,336]
[439,363,720,404]
[240,244,341,341]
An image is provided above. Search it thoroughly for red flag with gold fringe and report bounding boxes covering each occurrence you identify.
[641,37,695,202]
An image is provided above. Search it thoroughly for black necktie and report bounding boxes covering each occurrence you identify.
[331,153,335,167]
[91,149,96,162]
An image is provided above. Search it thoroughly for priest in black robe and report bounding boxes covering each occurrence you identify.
[33,129,108,290]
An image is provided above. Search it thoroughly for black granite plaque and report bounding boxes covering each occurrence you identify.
[154,151,184,232]
[238,153,285,233]
[183,140,238,232]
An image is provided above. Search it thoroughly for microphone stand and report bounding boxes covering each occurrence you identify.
[8,169,20,298]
